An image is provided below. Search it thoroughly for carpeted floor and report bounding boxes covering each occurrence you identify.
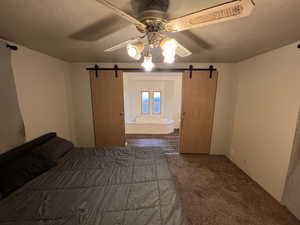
[126,133,300,225]
[167,154,300,225]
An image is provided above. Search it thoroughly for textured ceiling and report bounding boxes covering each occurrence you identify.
[0,0,299,63]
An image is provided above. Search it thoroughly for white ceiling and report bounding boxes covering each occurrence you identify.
[0,0,299,62]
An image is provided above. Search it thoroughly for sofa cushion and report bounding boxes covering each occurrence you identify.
[0,153,56,197]
[0,133,56,166]
[32,137,73,161]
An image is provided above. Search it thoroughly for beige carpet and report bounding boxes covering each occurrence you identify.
[167,154,300,225]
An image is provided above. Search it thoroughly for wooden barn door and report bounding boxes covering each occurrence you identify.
[90,70,125,147]
[180,70,218,154]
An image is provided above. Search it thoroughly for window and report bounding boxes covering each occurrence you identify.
[153,91,161,114]
[141,91,150,114]
[140,91,161,114]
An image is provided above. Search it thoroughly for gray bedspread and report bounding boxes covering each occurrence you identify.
[0,147,189,225]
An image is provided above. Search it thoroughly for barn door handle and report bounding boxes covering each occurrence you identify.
[182,112,186,117]
[120,112,124,116]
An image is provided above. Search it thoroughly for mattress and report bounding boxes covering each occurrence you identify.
[0,147,189,225]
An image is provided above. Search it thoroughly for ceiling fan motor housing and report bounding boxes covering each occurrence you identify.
[136,9,167,34]
[138,10,168,47]
[132,0,169,14]
[134,0,169,34]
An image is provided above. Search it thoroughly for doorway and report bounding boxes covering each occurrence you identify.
[123,72,182,153]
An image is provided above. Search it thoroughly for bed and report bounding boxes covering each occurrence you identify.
[0,134,189,225]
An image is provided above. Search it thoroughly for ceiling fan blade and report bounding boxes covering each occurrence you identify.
[104,38,140,52]
[70,16,129,41]
[171,30,212,50]
[166,0,255,32]
[175,41,192,57]
[96,0,146,30]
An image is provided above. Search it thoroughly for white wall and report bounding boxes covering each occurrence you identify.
[123,72,182,128]
[69,62,238,155]
[11,45,74,142]
[283,108,300,219]
[230,41,300,201]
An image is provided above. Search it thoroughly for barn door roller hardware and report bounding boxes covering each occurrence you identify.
[209,65,214,79]
[114,64,118,78]
[87,65,217,78]
[188,65,214,79]
[189,65,193,79]
[93,64,100,78]
[6,43,18,51]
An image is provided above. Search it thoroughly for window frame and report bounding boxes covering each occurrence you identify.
[141,91,150,114]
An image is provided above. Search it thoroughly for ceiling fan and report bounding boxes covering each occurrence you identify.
[97,0,255,71]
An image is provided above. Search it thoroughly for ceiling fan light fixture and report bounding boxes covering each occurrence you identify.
[126,42,144,60]
[142,54,154,71]
[160,38,177,64]
[160,38,177,51]
[164,55,175,64]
